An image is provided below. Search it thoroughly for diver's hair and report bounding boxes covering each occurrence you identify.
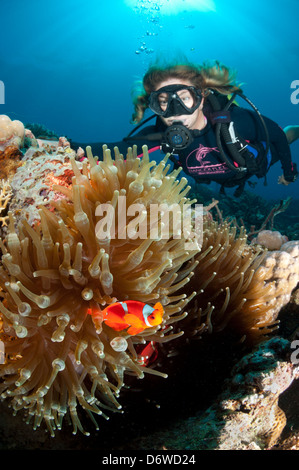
[131,60,242,123]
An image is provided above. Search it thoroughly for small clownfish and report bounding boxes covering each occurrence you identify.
[136,341,159,366]
[89,300,164,336]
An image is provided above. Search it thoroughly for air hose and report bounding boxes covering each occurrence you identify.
[207,90,270,174]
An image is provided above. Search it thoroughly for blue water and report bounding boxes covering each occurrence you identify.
[1,0,298,200]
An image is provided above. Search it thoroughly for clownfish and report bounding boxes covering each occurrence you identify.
[89,300,164,336]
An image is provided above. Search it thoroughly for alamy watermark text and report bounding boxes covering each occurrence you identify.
[0,81,4,104]
[290,80,299,104]
[95,197,203,250]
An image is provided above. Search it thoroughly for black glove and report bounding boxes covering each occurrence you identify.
[284,162,298,182]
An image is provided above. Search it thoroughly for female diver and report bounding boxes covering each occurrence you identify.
[72,60,299,196]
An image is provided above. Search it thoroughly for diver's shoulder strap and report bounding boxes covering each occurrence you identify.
[206,90,269,178]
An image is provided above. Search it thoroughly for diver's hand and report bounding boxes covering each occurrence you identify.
[278,175,291,185]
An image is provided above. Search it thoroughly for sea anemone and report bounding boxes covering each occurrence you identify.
[178,222,299,345]
[1,142,297,439]
[0,145,198,436]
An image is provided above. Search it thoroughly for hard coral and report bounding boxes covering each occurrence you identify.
[259,240,299,319]
[0,145,197,436]
[0,115,25,151]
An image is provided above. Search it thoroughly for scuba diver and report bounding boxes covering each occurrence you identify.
[72,61,299,196]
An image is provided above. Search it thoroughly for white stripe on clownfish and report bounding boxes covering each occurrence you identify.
[142,304,155,326]
[120,302,128,313]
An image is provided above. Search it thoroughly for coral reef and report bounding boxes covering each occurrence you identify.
[190,183,299,241]
[0,145,198,436]
[0,138,298,444]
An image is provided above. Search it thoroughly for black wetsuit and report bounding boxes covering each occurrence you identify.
[71,103,297,191]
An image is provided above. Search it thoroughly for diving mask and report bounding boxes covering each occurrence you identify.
[149,84,202,118]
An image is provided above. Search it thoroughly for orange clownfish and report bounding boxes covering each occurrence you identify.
[90,300,164,336]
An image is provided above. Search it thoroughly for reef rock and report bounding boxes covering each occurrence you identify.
[133,337,299,450]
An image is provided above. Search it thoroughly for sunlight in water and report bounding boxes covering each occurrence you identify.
[125,0,216,14]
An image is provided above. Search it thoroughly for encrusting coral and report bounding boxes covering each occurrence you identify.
[0,141,298,439]
[0,145,198,436]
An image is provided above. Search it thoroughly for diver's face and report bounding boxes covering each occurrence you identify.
[154,78,205,130]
